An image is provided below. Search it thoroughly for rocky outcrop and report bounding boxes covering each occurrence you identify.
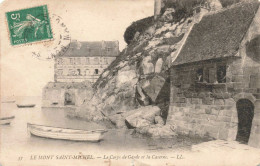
[135,125,177,138]
[74,5,194,122]
[125,106,160,128]
[74,0,228,128]
[108,106,161,129]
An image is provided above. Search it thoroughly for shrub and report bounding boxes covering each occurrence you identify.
[124,16,154,45]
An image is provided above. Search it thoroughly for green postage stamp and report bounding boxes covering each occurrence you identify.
[6,5,53,45]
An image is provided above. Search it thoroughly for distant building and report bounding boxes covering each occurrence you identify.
[42,40,119,108]
[54,40,119,83]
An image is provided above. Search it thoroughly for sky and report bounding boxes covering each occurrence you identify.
[0,0,154,97]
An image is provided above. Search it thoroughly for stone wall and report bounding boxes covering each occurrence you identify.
[42,82,93,108]
[167,7,260,148]
[54,56,116,83]
[168,57,260,147]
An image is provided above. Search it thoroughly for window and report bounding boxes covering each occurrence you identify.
[196,68,203,82]
[106,47,112,52]
[195,64,227,84]
[208,68,217,83]
[95,69,99,75]
[217,65,226,83]
[77,69,81,76]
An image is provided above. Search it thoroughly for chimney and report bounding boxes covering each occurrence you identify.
[154,0,162,20]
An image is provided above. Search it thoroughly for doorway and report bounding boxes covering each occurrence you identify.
[64,92,75,105]
[236,99,254,144]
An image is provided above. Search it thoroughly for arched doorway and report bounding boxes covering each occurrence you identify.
[64,92,75,105]
[236,99,254,144]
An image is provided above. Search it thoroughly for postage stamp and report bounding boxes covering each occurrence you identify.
[5,5,53,45]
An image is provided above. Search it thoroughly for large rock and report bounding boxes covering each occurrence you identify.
[154,115,165,125]
[108,114,127,128]
[116,69,137,88]
[125,106,161,128]
[155,58,163,73]
[71,101,104,121]
[141,56,154,75]
[136,85,150,106]
[140,75,166,102]
[125,118,152,129]
[135,125,177,138]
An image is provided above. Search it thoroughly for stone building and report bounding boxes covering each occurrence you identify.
[167,2,260,148]
[42,40,119,108]
[55,40,119,83]
[42,81,93,108]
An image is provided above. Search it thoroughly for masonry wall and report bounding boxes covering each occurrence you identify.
[54,56,116,83]
[42,83,93,108]
[167,7,260,148]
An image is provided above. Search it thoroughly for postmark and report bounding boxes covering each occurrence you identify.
[31,14,71,61]
[6,5,53,45]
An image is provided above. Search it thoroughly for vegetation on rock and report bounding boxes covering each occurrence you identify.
[124,16,154,45]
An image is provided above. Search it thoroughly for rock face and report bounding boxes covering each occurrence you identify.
[135,125,177,138]
[125,106,161,128]
[74,0,224,126]
[139,75,166,102]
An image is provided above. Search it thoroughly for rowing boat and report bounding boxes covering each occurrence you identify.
[0,116,15,125]
[27,123,107,142]
[17,104,35,108]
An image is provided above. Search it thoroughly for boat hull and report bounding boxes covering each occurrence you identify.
[17,104,35,108]
[27,123,107,142]
[0,116,15,125]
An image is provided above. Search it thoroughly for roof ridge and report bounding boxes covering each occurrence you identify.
[204,0,259,16]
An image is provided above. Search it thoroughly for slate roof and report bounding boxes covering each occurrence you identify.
[172,1,260,66]
[61,41,119,57]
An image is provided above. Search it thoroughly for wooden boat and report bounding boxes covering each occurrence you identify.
[17,104,35,108]
[0,116,15,125]
[27,123,107,142]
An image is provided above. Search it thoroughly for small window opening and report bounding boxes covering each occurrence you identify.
[196,68,203,82]
[95,69,99,75]
[77,69,81,76]
[217,65,226,83]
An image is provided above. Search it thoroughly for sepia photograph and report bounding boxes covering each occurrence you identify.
[0,0,260,165]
